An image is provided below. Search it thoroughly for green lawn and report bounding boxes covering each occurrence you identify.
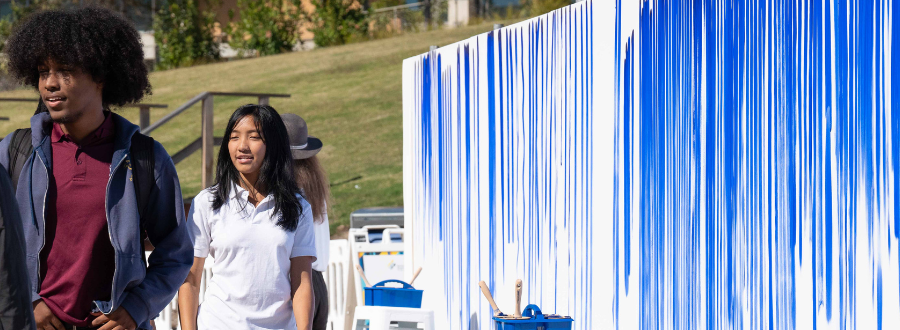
[0,21,517,237]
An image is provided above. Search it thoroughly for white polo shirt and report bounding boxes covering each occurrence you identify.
[187,184,317,330]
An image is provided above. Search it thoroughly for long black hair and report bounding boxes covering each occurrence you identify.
[211,104,303,231]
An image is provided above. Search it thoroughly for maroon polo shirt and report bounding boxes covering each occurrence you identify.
[38,113,117,326]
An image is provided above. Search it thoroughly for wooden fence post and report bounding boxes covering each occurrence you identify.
[201,94,215,188]
[139,106,151,130]
[258,96,270,106]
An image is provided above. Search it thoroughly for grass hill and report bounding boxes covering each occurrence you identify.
[0,20,513,236]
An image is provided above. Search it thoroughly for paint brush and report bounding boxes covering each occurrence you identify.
[478,281,503,316]
[514,279,523,318]
[355,264,372,287]
[409,267,423,286]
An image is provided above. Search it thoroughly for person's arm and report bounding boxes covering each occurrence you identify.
[291,197,318,330]
[177,188,213,330]
[291,256,315,330]
[0,162,36,330]
[0,132,13,172]
[178,257,205,330]
[118,145,193,325]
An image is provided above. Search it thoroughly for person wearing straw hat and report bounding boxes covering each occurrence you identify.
[281,113,330,330]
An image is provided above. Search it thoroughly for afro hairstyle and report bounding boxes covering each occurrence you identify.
[5,6,151,107]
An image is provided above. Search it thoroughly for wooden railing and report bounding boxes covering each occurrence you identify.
[0,98,165,126]
[0,97,35,121]
[122,103,168,129]
[0,97,35,102]
[142,92,290,188]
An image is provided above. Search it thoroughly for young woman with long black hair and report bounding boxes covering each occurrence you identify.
[178,104,316,330]
[281,113,331,330]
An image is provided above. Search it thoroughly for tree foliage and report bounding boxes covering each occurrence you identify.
[309,0,368,47]
[10,0,66,19]
[0,18,11,54]
[227,0,304,56]
[153,0,219,70]
[0,0,66,90]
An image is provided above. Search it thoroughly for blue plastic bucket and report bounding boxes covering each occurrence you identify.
[492,304,573,330]
[363,279,424,308]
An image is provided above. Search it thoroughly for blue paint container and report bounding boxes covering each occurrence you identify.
[493,304,573,330]
[363,279,424,308]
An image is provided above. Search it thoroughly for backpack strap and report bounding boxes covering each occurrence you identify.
[7,128,33,194]
[129,132,155,265]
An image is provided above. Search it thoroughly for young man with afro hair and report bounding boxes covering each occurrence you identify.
[0,7,192,330]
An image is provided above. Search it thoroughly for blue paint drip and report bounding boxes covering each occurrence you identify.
[893,0,900,308]
[623,34,632,296]
[487,30,497,323]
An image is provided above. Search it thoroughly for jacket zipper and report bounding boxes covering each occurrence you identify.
[36,152,49,293]
[104,154,128,313]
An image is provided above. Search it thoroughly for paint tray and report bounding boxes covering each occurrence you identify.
[364,279,424,308]
[493,304,573,330]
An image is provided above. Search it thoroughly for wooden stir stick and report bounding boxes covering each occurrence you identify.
[409,267,423,286]
[514,279,523,318]
[478,281,503,316]
[355,264,372,287]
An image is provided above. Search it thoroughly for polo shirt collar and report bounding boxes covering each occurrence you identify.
[51,111,114,145]
[228,182,273,205]
[229,182,249,201]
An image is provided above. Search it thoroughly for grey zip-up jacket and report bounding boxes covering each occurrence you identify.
[0,112,192,329]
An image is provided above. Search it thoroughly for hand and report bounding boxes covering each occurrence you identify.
[33,300,65,330]
[91,307,138,330]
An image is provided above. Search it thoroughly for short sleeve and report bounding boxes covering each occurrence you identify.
[291,197,317,260]
[310,207,331,271]
[187,191,212,258]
